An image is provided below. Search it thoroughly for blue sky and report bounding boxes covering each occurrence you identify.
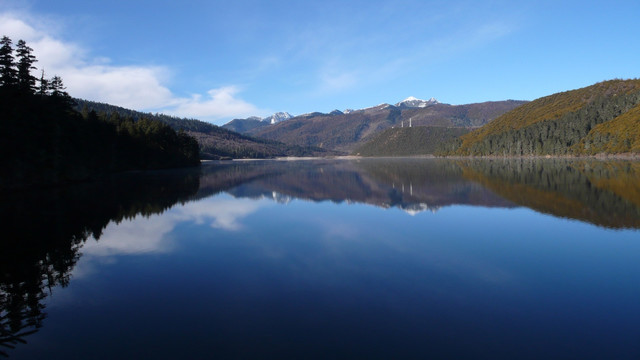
[1,0,639,125]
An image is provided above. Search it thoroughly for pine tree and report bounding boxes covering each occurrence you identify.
[38,69,49,96]
[0,36,17,88]
[49,75,75,109]
[16,39,37,94]
[49,75,66,96]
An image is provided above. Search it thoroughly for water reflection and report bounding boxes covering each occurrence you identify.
[200,158,640,228]
[202,159,517,214]
[2,158,640,357]
[0,169,200,355]
[458,159,640,228]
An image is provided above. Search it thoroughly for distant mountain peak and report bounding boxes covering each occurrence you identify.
[396,96,439,108]
[365,103,392,111]
[262,112,293,124]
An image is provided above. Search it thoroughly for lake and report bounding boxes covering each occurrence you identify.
[2,158,640,359]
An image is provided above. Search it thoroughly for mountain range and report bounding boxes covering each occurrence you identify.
[223,112,293,133]
[229,98,527,152]
[224,96,442,135]
[76,79,640,159]
[74,100,333,159]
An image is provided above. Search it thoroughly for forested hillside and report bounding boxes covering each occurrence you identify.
[75,99,221,133]
[0,36,200,188]
[75,99,335,159]
[354,126,470,156]
[574,102,640,154]
[450,79,640,156]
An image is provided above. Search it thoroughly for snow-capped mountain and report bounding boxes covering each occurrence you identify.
[262,112,293,124]
[395,96,439,108]
[222,112,293,133]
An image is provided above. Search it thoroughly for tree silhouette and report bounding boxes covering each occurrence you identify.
[15,40,37,94]
[0,36,16,89]
[0,35,200,189]
[37,69,48,96]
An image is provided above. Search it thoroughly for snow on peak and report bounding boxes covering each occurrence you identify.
[262,112,293,124]
[395,96,439,108]
[402,203,440,216]
[367,103,391,110]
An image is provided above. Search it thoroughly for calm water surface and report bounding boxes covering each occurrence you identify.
[2,159,640,359]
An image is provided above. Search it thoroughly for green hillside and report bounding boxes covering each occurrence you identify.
[354,126,470,156]
[453,79,640,156]
[574,102,640,154]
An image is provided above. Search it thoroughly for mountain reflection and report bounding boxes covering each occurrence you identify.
[2,158,639,356]
[198,158,640,228]
[214,159,515,214]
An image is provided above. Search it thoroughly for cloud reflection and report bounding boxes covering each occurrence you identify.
[78,195,269,265]
[82,215,177,256]
[73,190,516,290]
[175,197,263,231]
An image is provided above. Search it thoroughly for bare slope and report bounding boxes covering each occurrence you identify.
[249,101,526,152]
[354,126,470,156]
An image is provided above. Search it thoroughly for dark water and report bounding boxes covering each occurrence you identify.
[2,158,640,359]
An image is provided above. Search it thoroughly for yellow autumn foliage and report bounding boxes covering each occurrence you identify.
[457,79,640,154]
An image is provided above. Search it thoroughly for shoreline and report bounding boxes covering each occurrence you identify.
[202,153,640,163]
[434,153,640,160]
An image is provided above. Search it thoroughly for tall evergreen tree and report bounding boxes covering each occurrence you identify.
[16,39,37,94]
[49,75,66,96]
[38,69,49,96]
[0,36,17,88]
[48,75,75,109]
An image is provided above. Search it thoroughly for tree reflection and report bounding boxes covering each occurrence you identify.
[459,158,640,228]
[0,169,200,356]
[2,158,639,356]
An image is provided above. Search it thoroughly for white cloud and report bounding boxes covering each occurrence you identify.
[0,13,40,39]
[164,86,265,121]
[63,65,174,110]
[0,13,263,123]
